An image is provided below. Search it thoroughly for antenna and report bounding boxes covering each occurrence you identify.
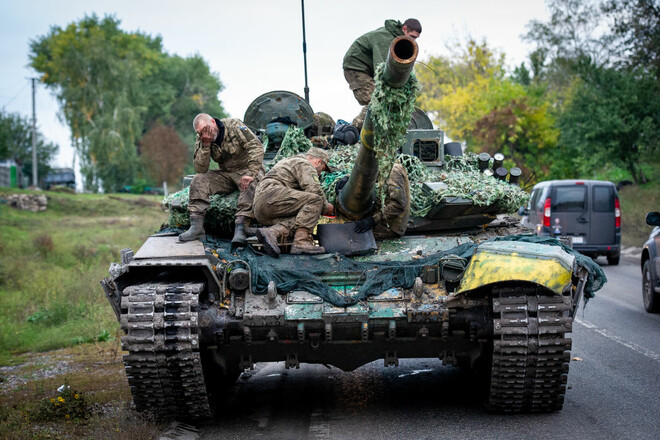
[31,78,38,187]
[301,0,310,104]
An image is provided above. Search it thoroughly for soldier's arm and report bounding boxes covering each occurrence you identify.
[231,119,264,178]
[193,136,211,173]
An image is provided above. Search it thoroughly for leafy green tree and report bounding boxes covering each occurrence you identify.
[29,14,226,192]
[602,0,660,79]
[523,0,612,87]
[558,66,659,183]
[417,39,559,181]
[0,110,59,187]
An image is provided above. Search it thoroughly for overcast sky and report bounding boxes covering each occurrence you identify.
[0,0,549,174]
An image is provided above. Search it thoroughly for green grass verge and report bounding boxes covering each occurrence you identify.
[0,190,167,365]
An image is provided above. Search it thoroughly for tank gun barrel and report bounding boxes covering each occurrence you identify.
[337,36,418,219]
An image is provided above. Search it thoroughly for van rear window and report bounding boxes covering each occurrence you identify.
[593,185,614,212]
[553,186,586,212]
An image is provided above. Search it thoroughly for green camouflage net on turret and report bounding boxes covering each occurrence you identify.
[267,125,313,170]
[369,63,420,204]
[398,152,530,218]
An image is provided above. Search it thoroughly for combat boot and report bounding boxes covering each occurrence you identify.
[256,224,290,258]
[290,228,326,255]
[231,216,249,247]
[179,214,206,242]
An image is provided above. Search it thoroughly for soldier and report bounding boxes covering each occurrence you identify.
[342,18,421,130]
[337,162,411,239]
[253,147,335,257]
[179,113,264,245]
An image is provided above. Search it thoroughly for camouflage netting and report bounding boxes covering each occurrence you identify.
[194,233,604,307]
[398,153,530,218]
[369,63,420,204]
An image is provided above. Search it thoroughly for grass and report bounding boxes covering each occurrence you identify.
[0,189,167,438]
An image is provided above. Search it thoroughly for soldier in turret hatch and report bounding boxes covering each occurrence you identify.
[252,147,335,257]
[179,113,264,245]
[336,162,411,239]
[342,18,422,130]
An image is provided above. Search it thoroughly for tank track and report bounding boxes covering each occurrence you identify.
[120,281,211,420]
[488,286,573,412]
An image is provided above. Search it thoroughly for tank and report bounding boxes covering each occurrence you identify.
[101,36,604,420]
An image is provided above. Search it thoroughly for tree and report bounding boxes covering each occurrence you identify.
[523,0,613,87]
[0,110,59,187]
[29,14,226,192]
[602,0,660,79]
[139,125,188,187]
[416,39,559,181]
[558,66,660,184]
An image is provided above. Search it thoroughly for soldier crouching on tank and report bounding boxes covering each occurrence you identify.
[253,147,335,257]
[179,113,264,245]
[337,162,410,239]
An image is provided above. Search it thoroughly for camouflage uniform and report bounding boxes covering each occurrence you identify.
[253,155,328,230]
[372,163,410,239]
[188,118,264,219]
[342,19,404,129]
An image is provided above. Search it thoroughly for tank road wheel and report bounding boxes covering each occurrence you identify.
[643,260,660,313]
[120,281,212,421]
[487,285,573,412]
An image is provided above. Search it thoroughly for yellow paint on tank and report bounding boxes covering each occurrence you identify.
[458,250,573,294]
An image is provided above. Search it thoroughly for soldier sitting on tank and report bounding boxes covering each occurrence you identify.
[336,162,410,239]
[179,113,264,245]
[253,147,335,257]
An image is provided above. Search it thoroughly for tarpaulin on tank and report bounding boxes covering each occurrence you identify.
[197,233,605,307]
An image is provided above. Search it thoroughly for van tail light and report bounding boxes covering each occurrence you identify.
[543,198,552,227]
[615,198,621,228]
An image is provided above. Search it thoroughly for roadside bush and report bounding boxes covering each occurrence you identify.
[33,233,54,256]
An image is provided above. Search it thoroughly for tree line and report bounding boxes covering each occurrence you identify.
[27,14,226,192]
[4,1,658,192]
[415,0,659,185]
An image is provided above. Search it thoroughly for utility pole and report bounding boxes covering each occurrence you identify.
[31,77,37,188]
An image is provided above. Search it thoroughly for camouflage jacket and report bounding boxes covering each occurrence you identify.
[256,155,327,203]
[342,19,403,77]
[374,163,410,235]
[193,118,264,177]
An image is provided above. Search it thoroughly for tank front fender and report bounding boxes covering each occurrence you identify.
[457,240,575,295]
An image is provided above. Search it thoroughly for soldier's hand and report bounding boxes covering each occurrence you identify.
[323,202,335,216]
[354,216,376,233]
[199,125,215,147]
[239,175,254,191]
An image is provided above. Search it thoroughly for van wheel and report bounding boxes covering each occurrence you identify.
[607,253,620,265]
[643,260,660,313]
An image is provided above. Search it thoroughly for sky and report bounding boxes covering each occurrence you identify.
[0,0,550,185]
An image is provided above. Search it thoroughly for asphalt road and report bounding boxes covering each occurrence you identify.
[193,257,660,440]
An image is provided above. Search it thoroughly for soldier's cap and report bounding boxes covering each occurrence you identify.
[306,147,334,172]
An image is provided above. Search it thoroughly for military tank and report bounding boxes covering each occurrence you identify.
[101,36,604,420]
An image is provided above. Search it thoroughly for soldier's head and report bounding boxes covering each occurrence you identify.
[402,19,421,39]
[306,147,333,174]
[193,113,218,144]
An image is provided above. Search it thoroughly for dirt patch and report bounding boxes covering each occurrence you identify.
[0,343,164,439]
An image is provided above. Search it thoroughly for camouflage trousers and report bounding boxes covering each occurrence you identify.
[188,168,263,219]
[344,69,375,131]
[253,185,324,230]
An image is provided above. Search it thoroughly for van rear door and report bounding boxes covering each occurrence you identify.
[551,183,589,243]
[590,184,616,245]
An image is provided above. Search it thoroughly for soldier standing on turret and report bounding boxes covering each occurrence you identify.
[252,147,335,257]
[342,18,421,130]
[179,113,264,245]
